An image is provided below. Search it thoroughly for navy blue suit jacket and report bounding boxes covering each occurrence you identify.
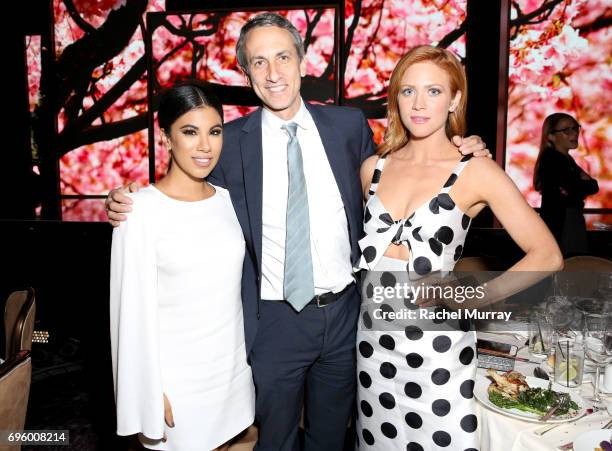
[209,102,375,353]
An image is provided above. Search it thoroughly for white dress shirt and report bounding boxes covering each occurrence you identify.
[260,99,354,300]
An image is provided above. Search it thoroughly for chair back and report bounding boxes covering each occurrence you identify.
[563,255,612,272]
[559,255,612,298]
[0,350,32,450]
[4,289,36,361]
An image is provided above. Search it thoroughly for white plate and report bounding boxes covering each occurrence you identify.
[474,373,587,423]
[573,430,612,451]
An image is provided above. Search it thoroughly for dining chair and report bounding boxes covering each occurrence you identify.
[4,288,36,361]
[563,255,612,272]
[0,350,32,450]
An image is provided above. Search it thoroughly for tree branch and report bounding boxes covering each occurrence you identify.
[510,0,565,38]
[437,20,467,48]
[343,0,362,68]
[161,15,220,38]
[63,0,96,34]
[59,56,147,146]
[59,115,147,155]
[303,9,323,54]
[54,0,148,115]
[576,14,612,35]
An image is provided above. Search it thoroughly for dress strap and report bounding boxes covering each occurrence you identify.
[440,154,472,194]
[367,154,388,197]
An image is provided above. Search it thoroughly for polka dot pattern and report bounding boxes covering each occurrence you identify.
[380,362,397,379]
[460,379,475,399]
[355,154,473,275]
[362,311,372,329]
[433,335,452,353]
[359,340,374,358]
[460,414,478,433]
[356,154,478,450]
[433,430,452,447]
[359,371,372,388]
[413,257,432,275]
[379,392,396,409]
[405,412,423,429]
[405,326,423,341]
[406,352,424,368]
[428,238,443,256]
[404,382,422,399]
[381,422,397,439]
[380,272,396,288]
[431,368,451,385]
[459,346,475,365]
[361,400,373,417]
[432,399,451,417]
[407,443,424,451]
[379,334,395,350]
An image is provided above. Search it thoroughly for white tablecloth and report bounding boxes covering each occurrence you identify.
[476,337,612,451]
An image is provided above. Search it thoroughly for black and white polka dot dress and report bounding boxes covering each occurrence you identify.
[354,154,479,451]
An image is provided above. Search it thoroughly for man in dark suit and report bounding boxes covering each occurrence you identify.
[107,13,488,450]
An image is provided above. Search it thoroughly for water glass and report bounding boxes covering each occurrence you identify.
[554,338,584,387]
[529,312,553,358]
[584,314,612,406]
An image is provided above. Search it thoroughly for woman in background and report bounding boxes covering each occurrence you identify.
[110,81,255,450]
[534,112,599,256]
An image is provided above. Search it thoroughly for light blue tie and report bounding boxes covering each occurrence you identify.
[282,122,315,312]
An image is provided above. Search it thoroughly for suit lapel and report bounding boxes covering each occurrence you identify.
[240,108,264,274]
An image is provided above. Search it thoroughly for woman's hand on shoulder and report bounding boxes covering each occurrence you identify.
[360,154,379,200]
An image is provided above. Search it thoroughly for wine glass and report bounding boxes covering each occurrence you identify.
[597,272,612,304]
[584,314,612,407]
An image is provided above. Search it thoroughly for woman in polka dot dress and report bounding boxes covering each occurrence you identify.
[354,46,562,450]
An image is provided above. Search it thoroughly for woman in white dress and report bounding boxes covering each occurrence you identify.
[355,46,563,450]
[110,81,255,450]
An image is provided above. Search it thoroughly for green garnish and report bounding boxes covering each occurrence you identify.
[489,388,578,416]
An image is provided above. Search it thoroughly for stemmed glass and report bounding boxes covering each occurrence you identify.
[597,272,612,302]
[584,313,612,407]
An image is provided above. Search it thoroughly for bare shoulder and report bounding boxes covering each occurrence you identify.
[463,156,509,183]
[360,154,379,180]
[359,154,380,198]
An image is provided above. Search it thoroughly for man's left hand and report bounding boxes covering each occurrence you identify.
[452,135,491,158]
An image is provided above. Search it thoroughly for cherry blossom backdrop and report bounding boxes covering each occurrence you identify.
[505,0,611,226]
[27,0,609,221]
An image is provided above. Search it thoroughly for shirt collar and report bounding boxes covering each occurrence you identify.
[261,98,313,136]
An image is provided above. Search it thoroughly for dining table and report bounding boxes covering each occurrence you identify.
[475,331,612,451]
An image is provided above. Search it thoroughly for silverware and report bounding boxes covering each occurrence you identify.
[533,367,549,381]
[539,393,570,422]
[534,408,594,436]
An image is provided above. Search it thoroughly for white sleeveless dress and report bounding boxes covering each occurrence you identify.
[354,155,479,451]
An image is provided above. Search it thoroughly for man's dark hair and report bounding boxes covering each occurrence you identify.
[236,13,305,75]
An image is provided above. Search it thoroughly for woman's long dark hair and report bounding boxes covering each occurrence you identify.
[533,112,578,192]
[157,80,224,133]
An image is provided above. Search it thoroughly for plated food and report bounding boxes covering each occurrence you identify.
[596,439,612,451]
[572,430,612,451]
[486,369,580,417]
[474,369,586,423]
